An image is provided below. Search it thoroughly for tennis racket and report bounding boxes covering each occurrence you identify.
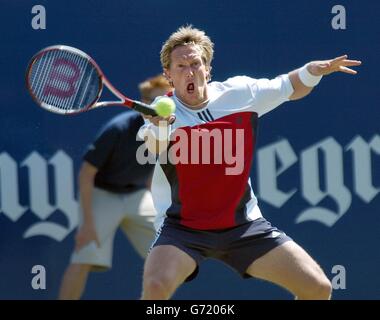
[25,45,161,116]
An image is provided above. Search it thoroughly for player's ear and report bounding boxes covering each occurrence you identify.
[206,66,212,82]
[163,70,174,87]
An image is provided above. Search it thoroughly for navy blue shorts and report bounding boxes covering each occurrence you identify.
[152,217,292,281]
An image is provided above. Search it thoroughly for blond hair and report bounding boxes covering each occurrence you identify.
[138,74,172,104]
[160,25,214,70]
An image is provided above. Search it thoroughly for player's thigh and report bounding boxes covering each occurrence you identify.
[143,245,197,287]
[246,240,328,293]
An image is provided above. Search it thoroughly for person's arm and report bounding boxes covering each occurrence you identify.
[140,115,174,155]
[288,54,361,100]
[74,161,100,251]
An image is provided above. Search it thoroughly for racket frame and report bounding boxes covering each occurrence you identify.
[26,45,157,116]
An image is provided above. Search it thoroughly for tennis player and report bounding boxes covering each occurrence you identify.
[139,26,361,300]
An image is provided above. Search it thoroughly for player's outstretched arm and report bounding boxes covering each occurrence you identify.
[288,54,362,100]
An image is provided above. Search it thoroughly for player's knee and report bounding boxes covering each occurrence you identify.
[301,275,332,300]
[142,275,173,300]
[313,277,332,300]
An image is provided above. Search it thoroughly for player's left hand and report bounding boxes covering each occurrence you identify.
[308,55,361,76]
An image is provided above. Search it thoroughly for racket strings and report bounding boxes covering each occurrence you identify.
[28,49,100,113]
[47,50,85,109]
[45,50,73,109]
[36,50,68,106]
[49,50,74,109]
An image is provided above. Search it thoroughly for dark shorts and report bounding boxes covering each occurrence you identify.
[152,217,292,281]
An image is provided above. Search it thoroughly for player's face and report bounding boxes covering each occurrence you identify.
[165,45,210,108]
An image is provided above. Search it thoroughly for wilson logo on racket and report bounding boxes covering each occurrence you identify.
[42,58,81,98]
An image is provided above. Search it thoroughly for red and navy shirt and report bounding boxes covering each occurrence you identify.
[143,75,294,231]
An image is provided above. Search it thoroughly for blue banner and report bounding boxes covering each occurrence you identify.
[0,0,378,299]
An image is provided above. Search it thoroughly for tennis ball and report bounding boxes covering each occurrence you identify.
[155,97,175,117]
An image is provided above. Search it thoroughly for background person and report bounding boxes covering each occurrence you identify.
[59,74,172,300]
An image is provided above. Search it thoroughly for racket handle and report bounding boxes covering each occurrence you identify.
[130,100,176,124]
[131,100,157,116]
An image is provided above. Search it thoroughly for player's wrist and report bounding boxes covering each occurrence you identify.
[298,63,322,87]
[144,122,171,141]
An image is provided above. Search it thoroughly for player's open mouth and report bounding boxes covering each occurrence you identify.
[187,83,194,93]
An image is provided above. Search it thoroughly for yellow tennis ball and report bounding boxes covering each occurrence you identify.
[155,97,175,117]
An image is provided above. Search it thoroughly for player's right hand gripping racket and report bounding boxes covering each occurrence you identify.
[26,45,163,117]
